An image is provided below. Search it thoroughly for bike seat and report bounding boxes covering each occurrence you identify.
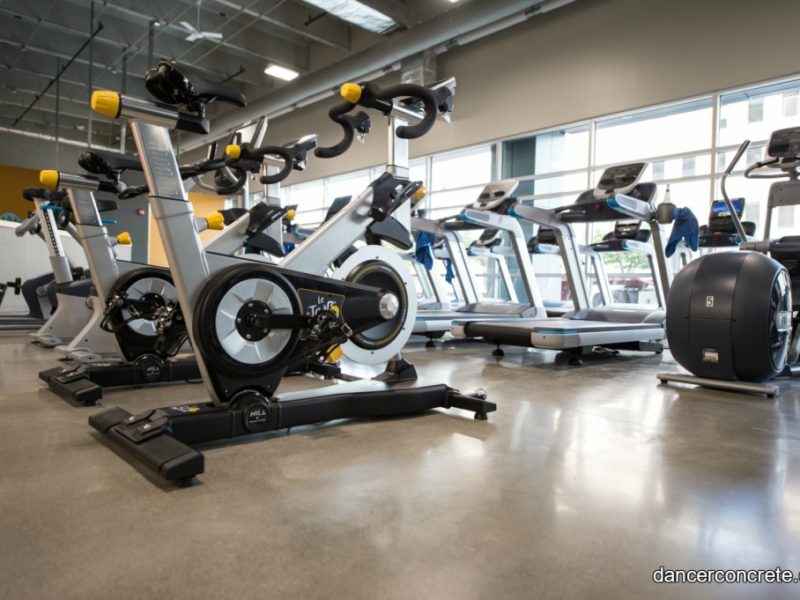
[80,150,143,174]
[145,61,246,108]
[23,187,67,203]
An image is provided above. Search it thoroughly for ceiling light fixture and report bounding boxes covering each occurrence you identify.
[264,64,299,81]
[301,0,397,34]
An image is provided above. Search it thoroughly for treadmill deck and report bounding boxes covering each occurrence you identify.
[463,317,665,350]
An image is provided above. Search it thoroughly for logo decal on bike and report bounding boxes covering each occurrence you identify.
[297,288,345,317]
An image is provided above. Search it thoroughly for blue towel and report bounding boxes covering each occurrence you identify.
[444,259,455,283]
[414,231,435,271]
[665,206,699,257]
[283,242,296,255]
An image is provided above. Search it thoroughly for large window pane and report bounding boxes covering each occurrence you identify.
[719,79,800,147]
[530,172,590,198]
[286,180,325,227]
[426,186,485,220]
[430,145,494,191]
[535,126,590,174]
[595,98,713,165]
[326,170,371,203]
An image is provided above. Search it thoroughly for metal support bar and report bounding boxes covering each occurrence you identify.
[12,22,104,127]
[88,1,95,148]
[55,59,60,169]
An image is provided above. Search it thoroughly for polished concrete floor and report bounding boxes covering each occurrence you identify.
[1,333,799,599]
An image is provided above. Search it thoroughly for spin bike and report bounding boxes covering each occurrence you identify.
[87,63,494,484]
[37,134,270,404]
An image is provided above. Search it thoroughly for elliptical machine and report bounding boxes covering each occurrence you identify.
[86,64,494,484]
[658,127,800,397]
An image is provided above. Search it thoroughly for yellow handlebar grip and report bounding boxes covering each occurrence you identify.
[91,90,121,118]
[225,145,242,159]
[340,82,362,104]
[286,209,296,220]
[205,211,225,231]
[414,186,427,200]
[116,232,132,246]
[39,170,59,190]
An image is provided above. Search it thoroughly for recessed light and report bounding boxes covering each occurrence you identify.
[264,64,299,81]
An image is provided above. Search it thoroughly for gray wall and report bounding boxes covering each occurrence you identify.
[260,0,800,185]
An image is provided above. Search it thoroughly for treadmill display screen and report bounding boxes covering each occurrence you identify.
[711,198,744,217]
[597,163,646,191]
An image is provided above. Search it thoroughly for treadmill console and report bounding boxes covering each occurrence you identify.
[706,198,753,235]
[594,163,646,199]
[613,220,646,240]
[470,179,520,212]
[557,180,657,224]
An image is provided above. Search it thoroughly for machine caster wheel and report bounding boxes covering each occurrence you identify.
[425,339,436,348]
[474,412,488,421]
[492,347,504,357]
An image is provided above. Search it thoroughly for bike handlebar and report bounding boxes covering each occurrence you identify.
[15,214,39,237]
[225,143,295,184]
[343,81,439,139]
[314,105,371,159]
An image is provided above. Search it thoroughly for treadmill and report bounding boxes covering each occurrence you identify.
[411,180,549,342]
[457,163,672,363]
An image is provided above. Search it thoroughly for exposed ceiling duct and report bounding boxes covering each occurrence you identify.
[182,0,579,152]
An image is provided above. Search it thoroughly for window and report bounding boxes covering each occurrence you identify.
[748,97,764,123]
[719,79,800,147]
[783,91,799,117]
[594,98,713,165]
[681,156,696,177]
[427,145,494,219]
[430,145,494,192]
[285,180,325,227]
[652,160,665,181]
[326,170,371,204]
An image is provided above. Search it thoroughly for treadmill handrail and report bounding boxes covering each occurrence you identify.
[607,193,656,221]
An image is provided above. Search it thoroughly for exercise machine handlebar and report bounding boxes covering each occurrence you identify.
[721,139,751,243]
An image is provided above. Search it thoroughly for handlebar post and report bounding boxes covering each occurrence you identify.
[387,115,410,178]
[721,139,750,243]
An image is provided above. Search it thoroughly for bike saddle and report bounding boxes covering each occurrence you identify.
[79,150,143,175]
[22,187,67,203]
[145,61,246,110]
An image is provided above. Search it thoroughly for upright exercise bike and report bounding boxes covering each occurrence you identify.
[87,64,494,484]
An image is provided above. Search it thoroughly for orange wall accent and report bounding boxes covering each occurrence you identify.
[0,164,43,219]
[147,191,228,267]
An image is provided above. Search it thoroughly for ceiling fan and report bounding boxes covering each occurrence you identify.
[180,0,223,43]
